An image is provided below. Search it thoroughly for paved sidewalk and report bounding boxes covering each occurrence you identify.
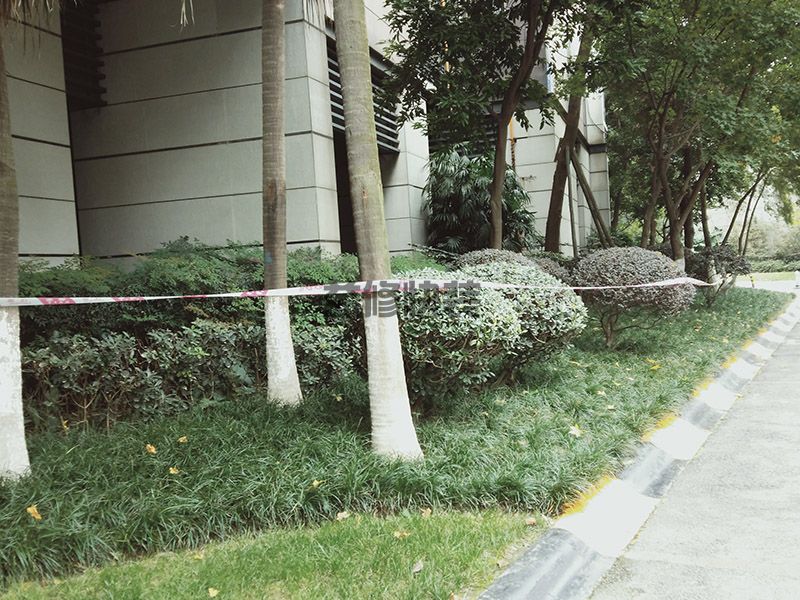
[591,311,800,599]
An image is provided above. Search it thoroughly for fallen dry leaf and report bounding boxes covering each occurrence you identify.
[145,444,157,455]
[420,507,432,518]
[178,436,188,443]
[310,479,324,489]
[525,516,537,526]
[169,467,180,475]
[208,588,219,598]
[336,511,350,521]
[393,530,411,540]
[26,505,42,521]
[412,560,424,575]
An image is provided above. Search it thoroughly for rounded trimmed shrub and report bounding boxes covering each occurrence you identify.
[573,247,695,346]
[455,249,536,269]
[394,267,522,401]
[459,261,587,376]
[530,256,572,284]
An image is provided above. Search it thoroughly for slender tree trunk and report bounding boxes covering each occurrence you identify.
[640,168,661,247]
[488,0,552,249]
[668,218,683,261]
[488,116,510,249]
[680,196,694,257]
[0,37,30,479]
[566,146,579,256]
[333,0,422,459]
[741,177,768,257]
[678,148,693,256]
[700,185,712,249]
[546,139,569,251]
[569,147,612,247]
[263,0,302,406]
[611,191,621,232]
[545,28,593,252]
[721,170,763,246]
[683,215,694,254]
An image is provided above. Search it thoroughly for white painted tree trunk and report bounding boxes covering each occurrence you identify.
[265,296,302,406]
[0,307,29,479]
[362,299,423,459]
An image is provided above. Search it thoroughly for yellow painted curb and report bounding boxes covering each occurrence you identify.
[691,377,714,397]
[642,413,678,443]
[560,475,614,517]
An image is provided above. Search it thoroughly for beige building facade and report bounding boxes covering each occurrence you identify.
[6,0,608,263]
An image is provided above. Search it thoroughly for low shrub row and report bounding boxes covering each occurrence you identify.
[23,319,361,430]
[20,241,705,427]
[20,242,586,426]
[748,256,800,273]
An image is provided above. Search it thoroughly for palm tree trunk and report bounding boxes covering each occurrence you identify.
[333,0,422,459]
[0,35,30,478]
[263,0,302,405]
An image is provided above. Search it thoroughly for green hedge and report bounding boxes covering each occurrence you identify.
[19,241,588,426]
[747,257,800,273]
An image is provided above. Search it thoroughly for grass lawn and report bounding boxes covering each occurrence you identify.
[749,271,796,281]
[0,287,790,597]
[2,511,537,600]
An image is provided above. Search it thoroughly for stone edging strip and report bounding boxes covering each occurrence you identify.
[480,296,800,600]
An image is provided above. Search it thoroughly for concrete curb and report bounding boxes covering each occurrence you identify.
[480,295,800,600]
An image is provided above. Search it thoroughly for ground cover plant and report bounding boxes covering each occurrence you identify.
[0,287,788,592]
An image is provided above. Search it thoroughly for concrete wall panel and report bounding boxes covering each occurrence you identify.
[13,138,73,201]
[8,78,69,144]
[102,30,260,104]
[19,197,78,255]
[3,23,65,89]
[74,141,260,209]
[99,0,260,54]
[79,194,262,256]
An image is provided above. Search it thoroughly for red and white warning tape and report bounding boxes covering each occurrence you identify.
[0,277,709,308]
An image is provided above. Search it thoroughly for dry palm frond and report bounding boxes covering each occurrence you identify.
[0,0,56,23]
[179,0,194,27]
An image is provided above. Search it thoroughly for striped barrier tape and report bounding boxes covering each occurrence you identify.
[0,277,710,308]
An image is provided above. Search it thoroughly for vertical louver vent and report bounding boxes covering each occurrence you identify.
[327,38,400,154]
[61,0,106,111]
